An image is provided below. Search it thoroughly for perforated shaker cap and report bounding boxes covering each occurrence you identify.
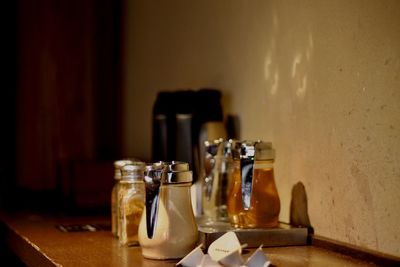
[121,162,146,181]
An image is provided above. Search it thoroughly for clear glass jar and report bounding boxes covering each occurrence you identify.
[202,139,232,223]
[118,162,146,246]
[227,141,280,228]
[111,160,133,238]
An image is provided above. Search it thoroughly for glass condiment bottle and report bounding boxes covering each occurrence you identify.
[138,161,198,259]
[227,141,280,228]
[202,138,231,224]
[118,162,146,246]
[111,159,133,238]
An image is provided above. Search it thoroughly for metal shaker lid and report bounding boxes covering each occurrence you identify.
[166,161,189,172]
[254,141,275,160]
[121,162,146,181]
[114,159,134,180]
[164,161,192,184]
[232,140,275,161]
[145,161,192,184]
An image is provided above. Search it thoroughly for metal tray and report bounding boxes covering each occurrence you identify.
[198,222,309,249]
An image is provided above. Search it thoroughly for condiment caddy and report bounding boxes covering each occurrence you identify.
[110,140,301,264]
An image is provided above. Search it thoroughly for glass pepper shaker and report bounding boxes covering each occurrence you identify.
[118,162,146,246]
[227,140,280,228]
[111,159,133,238]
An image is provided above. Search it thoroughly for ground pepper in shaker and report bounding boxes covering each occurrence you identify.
[111,159,133,238]
[118,162,146,246]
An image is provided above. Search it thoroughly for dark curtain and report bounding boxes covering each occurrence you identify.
[2,0,123,212]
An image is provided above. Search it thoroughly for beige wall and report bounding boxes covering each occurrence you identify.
[123,0,400,256]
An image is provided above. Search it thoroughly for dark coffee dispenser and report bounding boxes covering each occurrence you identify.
[151,89,226,173]
[174,90,196,169]
[151,91,174,162]
[151,89,227,216]
[151,89,196,166]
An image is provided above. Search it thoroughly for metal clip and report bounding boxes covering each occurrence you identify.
[144,162,166,239]
[240,141,258,210]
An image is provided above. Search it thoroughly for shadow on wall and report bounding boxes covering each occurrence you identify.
[290,182,314,234]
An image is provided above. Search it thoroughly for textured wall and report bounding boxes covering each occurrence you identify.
[123,0,400,256]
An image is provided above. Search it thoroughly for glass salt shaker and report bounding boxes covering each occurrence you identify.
[111,159,133,238]
[118,162,146,246]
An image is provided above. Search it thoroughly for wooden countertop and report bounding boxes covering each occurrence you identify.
[0,212,392,266]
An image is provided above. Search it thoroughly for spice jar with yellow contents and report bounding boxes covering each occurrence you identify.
[118,162,146,246]
[227,140,280,228]
[111,159,134,238]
